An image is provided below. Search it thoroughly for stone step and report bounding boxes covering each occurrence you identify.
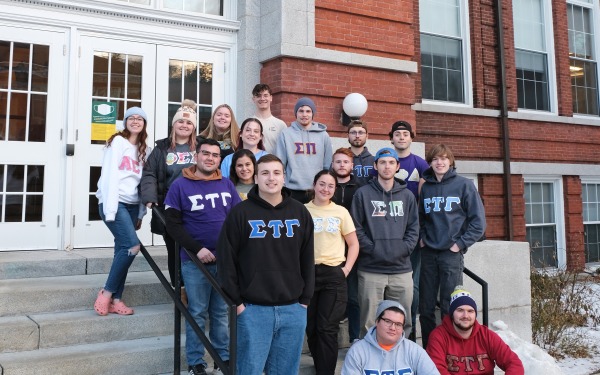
[0,271,171,317]
[0,304,179,353]
[0,335,184,375]
[299,348,348,375]
[0,246,168,280]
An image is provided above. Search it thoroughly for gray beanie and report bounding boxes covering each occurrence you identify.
[124,107,147,123]
[376,300,406,320]
[294,97,316,117]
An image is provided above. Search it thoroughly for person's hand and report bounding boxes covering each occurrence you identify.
[236,304,245,315]
[197,248,216,263]
[450,243,460,253]
[341,266,350,277]
[419,239,425,248]
[146,202,155,208]
[300,304,307,309]
[135,219,142,230]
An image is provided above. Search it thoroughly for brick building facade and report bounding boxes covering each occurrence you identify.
[243,0,600,270]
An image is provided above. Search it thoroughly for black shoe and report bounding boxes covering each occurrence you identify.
[188,364,208,375]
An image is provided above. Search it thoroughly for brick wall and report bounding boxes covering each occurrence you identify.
[563,176,585,270]
[478,174,526,242]
[261,57,416,138]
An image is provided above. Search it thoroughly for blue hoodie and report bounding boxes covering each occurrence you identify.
[275,121,333,190]
[419,167,486,251]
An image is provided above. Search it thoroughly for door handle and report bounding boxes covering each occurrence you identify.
[66,144,75,156]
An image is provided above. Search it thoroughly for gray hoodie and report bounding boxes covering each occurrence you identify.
[275,121,333,190]
[351,178,419,274]
[342,325,439,375]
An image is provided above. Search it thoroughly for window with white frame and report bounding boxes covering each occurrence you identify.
[582,183,600,264]
[568,1,599,115]
[524,181,561,267]
[111,0,223,16]
[513,0,552,111]
[419,0,470,103]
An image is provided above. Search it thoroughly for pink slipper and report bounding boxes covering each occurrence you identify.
[109,300,134,315]
[94,290,111,316]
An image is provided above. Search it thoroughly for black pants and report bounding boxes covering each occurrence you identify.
[289,189,311,204]
[162,231,183,287]
[306,264,347,375]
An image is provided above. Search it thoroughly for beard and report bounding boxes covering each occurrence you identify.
[350,138,366,148]
[333,169,351,179]
[453,318,475,332]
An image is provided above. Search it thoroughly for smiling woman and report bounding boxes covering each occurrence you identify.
[220,117,268,179]
[200,104,240,161]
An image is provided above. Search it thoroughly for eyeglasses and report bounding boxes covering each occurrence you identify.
[127,116,145,123]
[200,150,221,159]
[379,317,404,330]
[349,130,367,136]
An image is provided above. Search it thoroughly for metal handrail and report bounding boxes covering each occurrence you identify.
[139,206,236,375]
[463,266,489,326]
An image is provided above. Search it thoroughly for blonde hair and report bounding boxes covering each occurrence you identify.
[200,104,239,149]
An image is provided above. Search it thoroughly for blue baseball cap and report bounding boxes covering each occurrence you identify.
[374,147,400,162]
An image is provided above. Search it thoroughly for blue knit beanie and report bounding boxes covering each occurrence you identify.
[123,107,147,123]
[294,97,316,117]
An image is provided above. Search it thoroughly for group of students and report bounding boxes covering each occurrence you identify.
[92,83,524,375]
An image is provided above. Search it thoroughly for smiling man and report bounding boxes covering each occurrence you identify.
[217,154,315,375]
[427,288,524,375]
[251,84,286,154]
[350,148,419,339]
[164,138,242,375]
[418,144,486,349]
[275,97,333,203]
[342,300,438,375]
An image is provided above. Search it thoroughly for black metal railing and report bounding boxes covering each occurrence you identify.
[463,267,489,326]
[139,206,236,375]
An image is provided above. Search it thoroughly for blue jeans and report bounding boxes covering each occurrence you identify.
[181,261,229,367]
[346,266,360,342]
[99,203,140,300]
[410,245,421,333]
[236,303,307,375]
[419,246,463,349]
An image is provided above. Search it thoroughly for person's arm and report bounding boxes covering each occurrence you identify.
[140,146,161,206]
[99,138,124,221]
[342,231,358,277]
[164,207,205,256]
[455,185,486,251]
[340,344,364,375]
[216,211,244,308]
[401,194,419,254]
[322,133,333,170]
[298,208,315,306]
[350,192,375,255]
[487,330,524,375]
[411,346,441,375]
[220,154,232,179]
[425,326,453,375]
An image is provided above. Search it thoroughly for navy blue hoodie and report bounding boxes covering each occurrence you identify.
[351,178,419,274]
[217,185,315,306]
[419,167,486,251]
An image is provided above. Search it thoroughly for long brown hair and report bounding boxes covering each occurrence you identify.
[236,117,265,151]
[106,121,148,164]
[200,104,239,149]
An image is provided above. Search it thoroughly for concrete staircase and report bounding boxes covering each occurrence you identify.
[0,248,351,375]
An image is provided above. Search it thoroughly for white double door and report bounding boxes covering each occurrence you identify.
[71,36,225,248]
[0,26,224,250]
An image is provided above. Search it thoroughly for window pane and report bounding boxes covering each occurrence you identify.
[513,0,545,51]
[110,53,126,98]
[26,165,44,193]
[93,52,109,97]
[420,0,460,37]
[29,94,47,142]
[421,34,464,103]
[516,50,550,110]
[199,63,213,105]
[11,43,30,91]
[25,194,43,222]
[0,41,10,90]
[585,223,600,263]
[127,55,143,101]
[169,60,183,103]
[183,61,198,102]
[8,92,27,141]
[31,44,49,93]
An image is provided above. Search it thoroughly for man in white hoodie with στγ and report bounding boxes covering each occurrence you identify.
[275,97,332,203]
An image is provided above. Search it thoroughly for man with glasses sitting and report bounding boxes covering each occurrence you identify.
[342,300,439,375]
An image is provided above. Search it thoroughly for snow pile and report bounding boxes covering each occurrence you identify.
[492,320,562,375]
